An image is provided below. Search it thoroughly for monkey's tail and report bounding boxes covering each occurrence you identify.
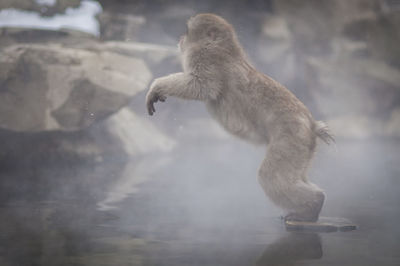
[314,121,335,145]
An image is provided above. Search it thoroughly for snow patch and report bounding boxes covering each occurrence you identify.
[0,0,102,36]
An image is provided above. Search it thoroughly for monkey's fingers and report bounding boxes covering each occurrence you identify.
[147,92,167,115]
[147,97,156,116]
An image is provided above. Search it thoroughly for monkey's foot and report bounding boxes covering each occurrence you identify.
[284,217,357,233]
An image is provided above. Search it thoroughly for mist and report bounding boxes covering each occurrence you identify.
[0,0,399,265]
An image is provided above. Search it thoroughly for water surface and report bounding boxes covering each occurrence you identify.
[0,139,399,266]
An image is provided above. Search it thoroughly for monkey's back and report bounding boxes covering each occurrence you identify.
[206,64,316,146]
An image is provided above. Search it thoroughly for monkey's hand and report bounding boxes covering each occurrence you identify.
[146,79,167,116]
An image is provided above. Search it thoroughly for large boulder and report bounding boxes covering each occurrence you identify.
[0,43,152,132]
[0,26,181,167]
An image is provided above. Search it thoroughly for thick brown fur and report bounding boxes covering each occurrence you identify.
[146,13,333,222]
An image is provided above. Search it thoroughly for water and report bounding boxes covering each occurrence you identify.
[0,138,399,266]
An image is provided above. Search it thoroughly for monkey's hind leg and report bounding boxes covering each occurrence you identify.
[257,141,325,222]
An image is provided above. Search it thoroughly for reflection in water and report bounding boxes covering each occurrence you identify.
[256,233,322,266]
[0,140,399,265]
[97,156,172,211]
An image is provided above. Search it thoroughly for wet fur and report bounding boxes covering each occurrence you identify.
[146,13,332,222]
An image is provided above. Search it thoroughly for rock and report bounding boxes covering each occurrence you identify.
[98,11,145,41]
[97,41,180,71]
[0,0,39,11]
[343,11,400,68]
[260,15,291,45]
[0,107,176,167]
[306,55,400,118]
[270,0,400,138]
[0,26,181,165]
[305,54,400,138]
[272,0,380,55]
[0,28,97,47]
[0,43,152,132]
[257,15,295,85]
[386,108,400,137]
[285,217,357,233]
[0,127,108,167]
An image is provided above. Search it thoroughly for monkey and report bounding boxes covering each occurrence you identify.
[146,13,334,222]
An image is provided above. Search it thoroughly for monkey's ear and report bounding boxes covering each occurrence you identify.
[207,27,220,41]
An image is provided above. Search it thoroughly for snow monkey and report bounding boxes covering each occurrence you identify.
[146,13,334,222]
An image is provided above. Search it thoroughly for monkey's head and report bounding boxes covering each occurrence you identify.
[179,13,243,57]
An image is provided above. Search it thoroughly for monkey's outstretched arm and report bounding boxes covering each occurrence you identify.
[146,72,220,115]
